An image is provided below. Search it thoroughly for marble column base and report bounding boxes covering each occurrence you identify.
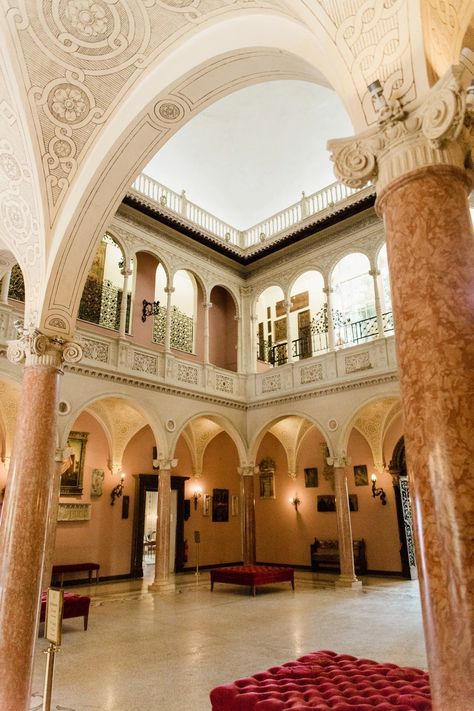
[335,575,362,589]
[148,580,176,593]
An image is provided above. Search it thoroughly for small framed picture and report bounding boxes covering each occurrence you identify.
[354,464,368,486]
[259,473,275,499]
[202,494,211,516]
[304,467,318,488]
[231,495,239,516]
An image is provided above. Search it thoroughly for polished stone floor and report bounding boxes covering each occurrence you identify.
[30,569,427,711]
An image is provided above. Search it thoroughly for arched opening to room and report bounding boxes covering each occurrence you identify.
[331,252,375,347]
[77,234,131,334]
[254,284,285,368]
[289,270,327,360]
[176,416,242,570]
[131,251,162,347]
[344,397,410,576]
[208,285,238,372]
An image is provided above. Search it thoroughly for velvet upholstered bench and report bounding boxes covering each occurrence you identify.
[39,591,91,632]
[210,649,432,710]
[210,565,294,596]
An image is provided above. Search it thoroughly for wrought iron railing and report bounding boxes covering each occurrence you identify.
[78,277,130,332]
[260,310,394,366]
[153,305,194,353]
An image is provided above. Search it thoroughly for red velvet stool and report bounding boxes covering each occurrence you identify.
[40,591,91,632]
[210,650,431,710]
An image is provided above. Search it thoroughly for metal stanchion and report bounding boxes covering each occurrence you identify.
[194,530,200,578]
[42,644,60,711]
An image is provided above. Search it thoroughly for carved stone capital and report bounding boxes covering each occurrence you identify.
[120,268,133,278]
[156,458,178,471]
[7,322,83,369]
[238,465,258,477]
[327,454,351,469]
[164,286,175,295]
[328,64,474,196]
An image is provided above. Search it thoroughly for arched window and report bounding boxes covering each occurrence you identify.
[78,234,130,331]
[332,253,374,346]
[289,270,326,359]
[255,285,285,366]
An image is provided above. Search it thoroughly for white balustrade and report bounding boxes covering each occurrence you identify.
[130,173,373,250]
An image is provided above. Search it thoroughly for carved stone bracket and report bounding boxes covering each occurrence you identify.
[7,321,83,369]
[328,63,474,195]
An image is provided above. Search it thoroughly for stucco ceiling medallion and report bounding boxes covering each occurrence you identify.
[154,99,186,124]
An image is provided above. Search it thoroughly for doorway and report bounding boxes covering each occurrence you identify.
[131,473,188,578]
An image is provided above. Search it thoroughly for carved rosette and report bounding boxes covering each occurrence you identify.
[7,322,83,369]
[328,63,474,196]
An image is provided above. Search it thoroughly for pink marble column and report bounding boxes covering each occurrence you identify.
[148,459,177,592]
[377,165,474,707]
[329,455,361,588]
[0,328,82,711]
[239,466,256,564]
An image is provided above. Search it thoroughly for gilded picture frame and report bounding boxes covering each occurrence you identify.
[61,431,89,496]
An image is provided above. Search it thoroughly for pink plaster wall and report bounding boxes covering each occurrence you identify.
[181,430,242,568]
[54,411,134,579]
[131,251,160,348]
[209,286,237,371]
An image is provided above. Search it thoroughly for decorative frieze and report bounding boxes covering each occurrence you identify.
[345,352,371,374]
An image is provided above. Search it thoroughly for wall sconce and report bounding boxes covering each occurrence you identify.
[111,472,125,506]
[289,494,301,512]
[192,486,202,510]
[367,79,388,111]
[371,473,387,505]
[141,299,160,322]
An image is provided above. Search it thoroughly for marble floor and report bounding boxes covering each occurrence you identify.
[30,569,427,711]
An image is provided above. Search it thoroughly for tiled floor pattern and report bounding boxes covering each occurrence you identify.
[30,571,426,711]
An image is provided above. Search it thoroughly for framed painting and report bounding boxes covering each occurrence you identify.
[259,473,275,498]
[317,494,336,512]
[212,488,229,522]
[61,431,88,496]
[304,467,318,488]
[354,464,369,486]
[231,494,240,516]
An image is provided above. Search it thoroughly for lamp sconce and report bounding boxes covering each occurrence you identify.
[141,299,160,322]
[367,79,387,111]
[371,473,387,505]
[192,486,202,510]
[289,494,301,512]
[111,472,125,506]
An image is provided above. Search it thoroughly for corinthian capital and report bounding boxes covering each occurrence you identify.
[328,63,474,195]
[7,321,83,369]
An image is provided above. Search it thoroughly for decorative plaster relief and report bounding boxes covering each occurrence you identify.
[81,337,109,363]
[345,351,371,373]
[177,362,198,384]
[215,373,233,393]
[57,503,91,521]
[300,363,323,384]
[132,351,157,375]
[262,373,281,393]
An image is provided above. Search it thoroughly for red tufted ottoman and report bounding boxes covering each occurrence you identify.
[39,591,91,632]
[210,650,431,710]
[210,565,294,596]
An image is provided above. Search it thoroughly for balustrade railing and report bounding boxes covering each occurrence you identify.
[130,173,371,249]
